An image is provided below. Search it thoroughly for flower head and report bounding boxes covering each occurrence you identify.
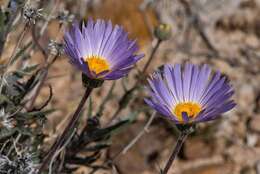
[64,19,144,80]
[23,5,43,24]
[145,64,236,124]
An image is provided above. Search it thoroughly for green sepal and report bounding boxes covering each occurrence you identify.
[82,73,104,88]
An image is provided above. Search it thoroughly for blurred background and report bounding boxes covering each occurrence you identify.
[0,0,260,173]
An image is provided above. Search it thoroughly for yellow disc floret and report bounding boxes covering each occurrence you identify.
[173,102,202,122]
[85,56,110,74]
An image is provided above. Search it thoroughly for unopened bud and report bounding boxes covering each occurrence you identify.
[154,24,172,41]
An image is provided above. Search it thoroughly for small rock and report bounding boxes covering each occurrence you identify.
[249,115,260,133]
[240,166,256,174]
[184,138,212,160]
[255,160,260,174]
[244,34,259,48]
[246,133,258,147]
[182,164,234,174]
[238,84,255,114]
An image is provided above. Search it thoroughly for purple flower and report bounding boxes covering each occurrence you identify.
[64,19,144,80]
[145,64,236,124]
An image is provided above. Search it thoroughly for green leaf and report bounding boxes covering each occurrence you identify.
[22,64,39,73]
[121,106,149,123]
[22,70,40,93]
[82,143,110,152]
[124,110,140,123]
[0,94,14,105]
[0,9,6,34]
[121,78,128,92]
[18,109,56,119]
[91,120,129,139]
[17,127,34,136]
[10,42,32,65]
[87,96,92,118]
[97,81,116,116]
[0,127,16,139]
[4,74,23,96]
[15,64,39,76]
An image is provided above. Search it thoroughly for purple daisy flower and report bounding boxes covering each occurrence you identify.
[64,19,144,80]
[145,64,236,124]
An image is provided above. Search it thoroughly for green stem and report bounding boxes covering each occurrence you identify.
[38,87,93,173]
[109,39,162,123]
[162,131,189,174]
[141,39,161,74]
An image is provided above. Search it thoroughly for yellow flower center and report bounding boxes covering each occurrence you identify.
[85,56,110,74]
[173,102,202,122]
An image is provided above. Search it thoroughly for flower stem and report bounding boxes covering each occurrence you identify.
[141,39,161,74]
[38,87,93,173]
[162,130,189,174]
[108,39,162,123]
[0,24,29,94]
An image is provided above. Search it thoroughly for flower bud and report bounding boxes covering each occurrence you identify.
[154,24,172,41]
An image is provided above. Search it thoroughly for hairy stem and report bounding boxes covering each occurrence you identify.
[141,39,161,74]
[38,87,93,173]
[109,39,162,123]
[0,24,29,94]
[162,130,189,174]
[178,0,218,56]
[31,24,47,58]
[26,53,59,111]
